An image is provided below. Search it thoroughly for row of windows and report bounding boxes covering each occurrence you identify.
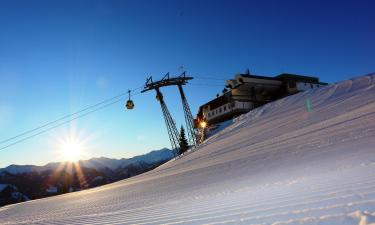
[290,82,321,89]
[303,83,320,88]
[208,104,231,118]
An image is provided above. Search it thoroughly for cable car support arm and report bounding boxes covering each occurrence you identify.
[141,72,198,154]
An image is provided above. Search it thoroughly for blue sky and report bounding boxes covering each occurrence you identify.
[0,0,374,167]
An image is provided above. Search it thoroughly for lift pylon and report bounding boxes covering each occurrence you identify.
[177,72,198,148]
[141,72,198,154]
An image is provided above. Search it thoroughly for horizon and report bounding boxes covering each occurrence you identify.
[1,0,374,167]
[0,147,171,168]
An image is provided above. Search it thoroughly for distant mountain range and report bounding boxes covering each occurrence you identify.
[0,148,174,207]
[0,148,173,175]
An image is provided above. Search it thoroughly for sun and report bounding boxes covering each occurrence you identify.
[52,126,92,163]
[60,139,84,162]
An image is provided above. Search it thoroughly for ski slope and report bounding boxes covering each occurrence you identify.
[1,74,375,225]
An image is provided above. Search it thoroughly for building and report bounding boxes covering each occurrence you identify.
[45,186,58,194]
[195,71,327,127]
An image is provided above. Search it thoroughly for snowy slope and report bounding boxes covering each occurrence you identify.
[1,74,375,225]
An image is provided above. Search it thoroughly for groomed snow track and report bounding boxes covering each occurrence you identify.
[1,74,375,225]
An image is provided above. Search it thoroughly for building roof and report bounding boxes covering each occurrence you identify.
[240,73,322,83]
[238,74,277,81]
[275,73,319,83]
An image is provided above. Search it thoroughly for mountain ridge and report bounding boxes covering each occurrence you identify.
[0,148,172,175]
[0,148,174,207]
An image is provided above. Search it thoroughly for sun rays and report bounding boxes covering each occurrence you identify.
[45,125,96,190]
[52,124,92,163]
[60,138,84,162]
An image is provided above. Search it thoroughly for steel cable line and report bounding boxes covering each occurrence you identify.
[0,89,144,151]
[190,76,227,87]
[0,85,144,146]
[0,78,223,150]
[189,83,225,87]
[0,97,126,151]
[194,76,227,81]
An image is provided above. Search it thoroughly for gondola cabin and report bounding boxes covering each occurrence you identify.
[126,100,134,109]
[126,90,135,110]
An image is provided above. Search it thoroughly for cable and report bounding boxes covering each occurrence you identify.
[190,83,225,87]
[130,90,143,97]
[194,76,227,81]
[0,84,144,146]
[191,75,227,87]
[0,77,225,151]
[0,98,124,151]
[0,93,125,145]
[130,85,144,92]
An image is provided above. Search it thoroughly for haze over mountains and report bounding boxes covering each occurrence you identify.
[0,148,173,207]
[0,148,173,175]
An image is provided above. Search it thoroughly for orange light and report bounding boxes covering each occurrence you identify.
[200,121,207,128]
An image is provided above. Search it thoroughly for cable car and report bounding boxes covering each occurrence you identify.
[126,90,134,110]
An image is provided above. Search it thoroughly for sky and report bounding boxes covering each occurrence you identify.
[0,0,374,167]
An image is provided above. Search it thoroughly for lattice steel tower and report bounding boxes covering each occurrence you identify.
[141,72,197,155]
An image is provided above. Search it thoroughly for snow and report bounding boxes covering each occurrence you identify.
[205,120,234,139]
[0,165,35,175]
[1,74,375,225]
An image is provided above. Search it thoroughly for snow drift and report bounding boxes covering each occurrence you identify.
[1,74,375,225]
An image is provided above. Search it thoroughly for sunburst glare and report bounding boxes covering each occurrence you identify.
[60,139,84,162]
[52,125,93,163]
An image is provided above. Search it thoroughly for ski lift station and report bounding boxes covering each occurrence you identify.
[194,70,328,128]
[137,70,327,150]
